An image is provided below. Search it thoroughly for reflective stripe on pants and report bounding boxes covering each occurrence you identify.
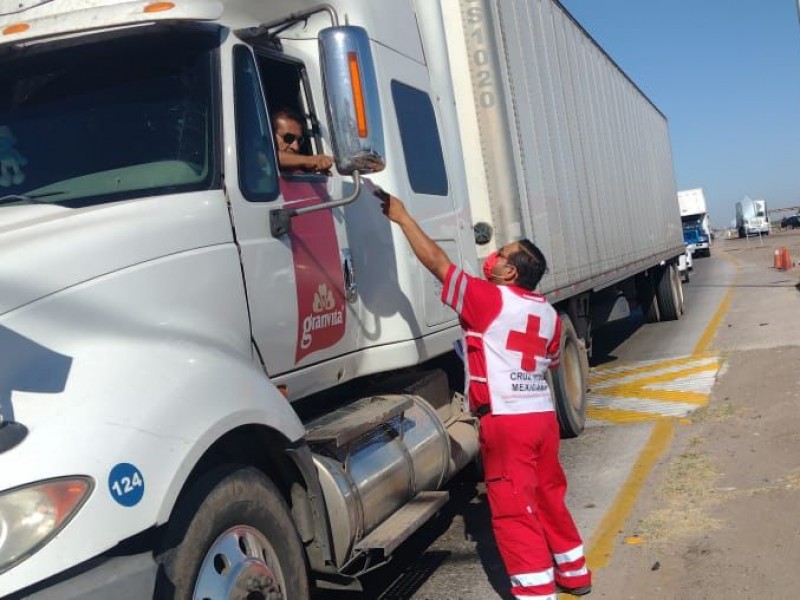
[479,411,591,596]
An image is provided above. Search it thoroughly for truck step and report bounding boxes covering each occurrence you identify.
[354,491,449,559]
[305,394,413,449]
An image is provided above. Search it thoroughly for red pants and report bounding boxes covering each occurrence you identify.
[480,411,591,599]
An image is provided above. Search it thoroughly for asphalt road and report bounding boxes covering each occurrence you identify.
[316,251,735,600]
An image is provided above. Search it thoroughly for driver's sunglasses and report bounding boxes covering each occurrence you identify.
[281,132,305,146]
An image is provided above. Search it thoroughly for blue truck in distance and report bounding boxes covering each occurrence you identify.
[678,188,711,258]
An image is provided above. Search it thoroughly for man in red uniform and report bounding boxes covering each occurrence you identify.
[375,188,591,599]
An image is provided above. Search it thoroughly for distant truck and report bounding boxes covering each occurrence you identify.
[736,197,770,237]
[678,188,711,257]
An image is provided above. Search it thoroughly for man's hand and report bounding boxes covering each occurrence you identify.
[306,154,334,172]
[375,188,410,225]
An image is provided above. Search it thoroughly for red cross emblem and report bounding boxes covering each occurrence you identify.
[506,314,549,371]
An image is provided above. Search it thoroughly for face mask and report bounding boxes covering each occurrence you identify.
[483,251,500,280]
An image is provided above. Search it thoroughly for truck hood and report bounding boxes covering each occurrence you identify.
[0,192,233,316]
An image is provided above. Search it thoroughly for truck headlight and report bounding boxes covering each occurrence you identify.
[0,477,93,573]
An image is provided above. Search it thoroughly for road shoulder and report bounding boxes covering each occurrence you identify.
[593,346,800,599]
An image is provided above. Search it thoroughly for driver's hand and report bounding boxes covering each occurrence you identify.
[308,154,334,172]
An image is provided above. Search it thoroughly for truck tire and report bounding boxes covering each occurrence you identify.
[551,315,588,438]
[636,273,660,323]
[155,465,310,600]
[656,264,681,321]
[645,292,661,323]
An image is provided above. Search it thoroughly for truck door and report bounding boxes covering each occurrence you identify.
[224,44,358,376]
[376,48,462,328]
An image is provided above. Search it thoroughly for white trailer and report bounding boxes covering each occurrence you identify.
[736,196,770,237]
[0,1,685,597]
[678,188,709,222]
[440,0,687,405]
[443,0,684,294]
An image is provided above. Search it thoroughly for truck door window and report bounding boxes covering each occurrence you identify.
[256,54,332,179]
[233,45,279,201]
[255,54,326,174]
[391,80,449,196]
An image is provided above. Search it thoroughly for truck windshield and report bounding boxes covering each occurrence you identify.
[682,216,703,228]
[0,27,218,207]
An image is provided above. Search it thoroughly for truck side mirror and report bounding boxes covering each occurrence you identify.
[319,26,385,175]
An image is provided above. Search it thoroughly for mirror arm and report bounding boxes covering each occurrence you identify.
[270,171,362,237]
[294,170,362,216]
[236,4,339,42]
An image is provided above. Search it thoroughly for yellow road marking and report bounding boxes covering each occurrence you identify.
[592,359,719,388]
[587,355,720,422]
[692,246,738,355]
[594,362,719,405]
[583,250,736,581]
[587,407,670,424]
[590,354,713,383]
[597,389,708,405]
[692,289,731,355]
[585,419,675,570]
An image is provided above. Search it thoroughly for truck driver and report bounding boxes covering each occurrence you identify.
[271,108,334,174]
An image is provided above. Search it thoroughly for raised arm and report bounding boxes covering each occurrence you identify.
[375,189,451,282]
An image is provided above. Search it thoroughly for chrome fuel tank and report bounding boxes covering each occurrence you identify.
[308,394,451,567]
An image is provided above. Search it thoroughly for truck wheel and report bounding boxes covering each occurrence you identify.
[656,264,681,321]
[645,292,661,323]
[155,465,310,600]
[636,273,661,323]
[551,315,587,438]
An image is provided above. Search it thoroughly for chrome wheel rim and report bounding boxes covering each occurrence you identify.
[194,526,285,600]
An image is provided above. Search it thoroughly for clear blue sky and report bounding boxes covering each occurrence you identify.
[559,0,800,228]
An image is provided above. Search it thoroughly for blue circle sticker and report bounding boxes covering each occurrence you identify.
[108,463,145,507]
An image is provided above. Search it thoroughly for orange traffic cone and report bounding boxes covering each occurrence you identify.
[776,246,792,270]
[774,248,782,269]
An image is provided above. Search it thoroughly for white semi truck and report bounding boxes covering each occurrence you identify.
[736,197,770,237]
[0,1,685,597]
[678,188,711,257]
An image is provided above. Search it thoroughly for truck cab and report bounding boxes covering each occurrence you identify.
[0,2,480,597]
[678,188,710,258]
[682,215,711,258]
[736,197,770,237]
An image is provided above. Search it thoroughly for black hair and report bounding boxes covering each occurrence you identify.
[271,107,305,129]
[507,238,548,291]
